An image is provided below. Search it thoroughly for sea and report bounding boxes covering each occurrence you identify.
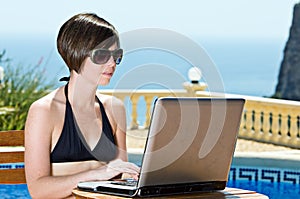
[0,34,286,97]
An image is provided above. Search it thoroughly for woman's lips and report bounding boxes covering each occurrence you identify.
[102,72,113,78]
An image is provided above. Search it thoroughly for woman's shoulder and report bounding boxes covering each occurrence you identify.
[98,93,124,108]
[25,86,67,135]
[29,87,65,113]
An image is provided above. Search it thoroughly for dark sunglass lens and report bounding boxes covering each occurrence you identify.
[113,49,123,65]
[92,50,110,64]
[115,57,122,65]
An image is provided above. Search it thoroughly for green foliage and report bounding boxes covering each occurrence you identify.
[0,50,54,130]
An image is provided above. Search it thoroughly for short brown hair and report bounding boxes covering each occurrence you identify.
[57,13,120,73]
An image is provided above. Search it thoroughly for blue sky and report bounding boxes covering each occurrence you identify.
[0,0,299,97]
[0,0,298,40]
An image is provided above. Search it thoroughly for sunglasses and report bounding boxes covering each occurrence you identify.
[89,48,123,65]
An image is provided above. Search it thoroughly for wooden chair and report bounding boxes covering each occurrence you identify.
[0,130,26,184]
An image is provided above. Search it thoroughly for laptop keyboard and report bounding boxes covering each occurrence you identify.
[111,179,138,187]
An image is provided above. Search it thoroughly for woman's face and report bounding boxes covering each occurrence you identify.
[80,44,119,86]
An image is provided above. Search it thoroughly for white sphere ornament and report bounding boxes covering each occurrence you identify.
[188,67,202,83]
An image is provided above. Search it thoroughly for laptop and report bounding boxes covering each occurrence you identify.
[77,97,245,197]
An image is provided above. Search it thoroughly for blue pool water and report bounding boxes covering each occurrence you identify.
[1,163,300,198]
[227,180,300,199]
[0,184,30,199]
[0,179,299,198]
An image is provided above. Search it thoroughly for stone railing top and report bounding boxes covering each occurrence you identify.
[196,91,300,107]
[98,89,188,96]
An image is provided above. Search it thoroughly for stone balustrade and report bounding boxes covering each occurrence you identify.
[241,96,300,149]
[98,89,188,129]
[197,90,300,149]
[99,84,300,149]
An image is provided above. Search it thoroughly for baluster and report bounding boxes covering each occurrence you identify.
[280,109,289,145]
[289,112,299,148]
[262,111,271,141]
[245,108,254,138]
[253,108,262,139]
[143,96,153,129]
[270,109,280,143]
[130,95,139,129]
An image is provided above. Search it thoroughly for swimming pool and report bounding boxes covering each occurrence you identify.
[228,180,299,199]
[1,162,299,198]
[0,174,299,198]
[228,166,300,199]
[0,184,30,199]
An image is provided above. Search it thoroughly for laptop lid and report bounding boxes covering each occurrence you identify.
[138,97,245,188]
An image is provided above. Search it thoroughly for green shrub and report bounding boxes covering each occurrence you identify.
[0,50,54,130]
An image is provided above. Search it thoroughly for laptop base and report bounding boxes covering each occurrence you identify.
[80,181,227,198]
[138,181,226,197]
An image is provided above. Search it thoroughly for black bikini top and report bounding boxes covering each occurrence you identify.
[50,84,117,163]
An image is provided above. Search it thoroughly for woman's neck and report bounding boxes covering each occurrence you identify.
[67,72,98,110]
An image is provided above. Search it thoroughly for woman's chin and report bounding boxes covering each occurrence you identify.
[97,79,110,86]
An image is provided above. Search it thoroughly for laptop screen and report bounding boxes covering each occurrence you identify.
[138,98,245,187]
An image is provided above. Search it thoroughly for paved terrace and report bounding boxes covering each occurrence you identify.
[126,129,296,152]
[126,129,300,169]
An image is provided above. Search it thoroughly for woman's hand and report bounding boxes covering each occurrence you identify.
[106,159,140,180]
[94,159,140,180]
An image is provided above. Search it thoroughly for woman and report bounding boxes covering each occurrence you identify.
[24,13,140,198]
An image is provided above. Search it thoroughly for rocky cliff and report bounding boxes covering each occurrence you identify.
[275,3,300,101]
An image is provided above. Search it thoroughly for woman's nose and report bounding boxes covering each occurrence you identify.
[106,56,116,67]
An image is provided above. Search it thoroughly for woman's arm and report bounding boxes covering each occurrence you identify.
[25,100,91,198]
[25,100,139,198]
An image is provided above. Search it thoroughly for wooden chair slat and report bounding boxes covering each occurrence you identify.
[0,130,26,184]
[0,151,24,163]
[0,130,24,146]
[0,169,26,184]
